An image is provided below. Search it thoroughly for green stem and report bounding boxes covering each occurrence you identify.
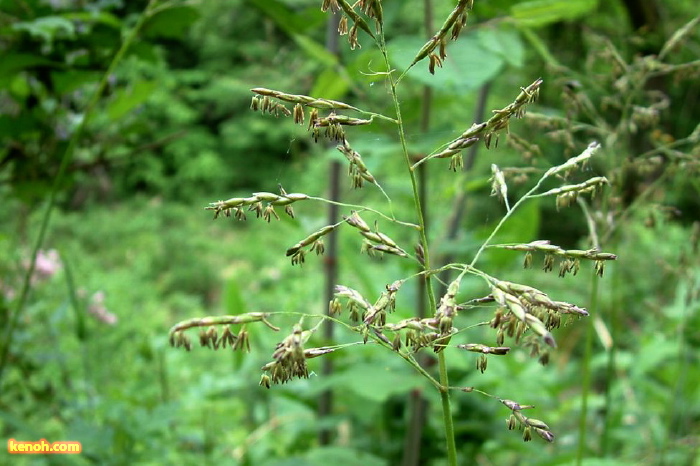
[438,351,457,463]
[0,0,160,386]
[471,141,601,267]
[375,27,457,466]
[307,196,418,229]
[470,174,549,267]
[377,46,435,310]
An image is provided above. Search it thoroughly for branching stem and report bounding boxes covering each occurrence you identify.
[375,26,458,466]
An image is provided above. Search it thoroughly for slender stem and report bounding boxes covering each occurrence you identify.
[375,24,457,466]
[438,352,457,463]
[307,197,419,229]
[470,175,549,267]
[377,49,436,311]
[356,110,399,124]
[403,2,435,462]
[471,141,600,267]
[0,0,159,386]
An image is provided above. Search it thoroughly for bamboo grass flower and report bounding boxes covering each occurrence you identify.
[175,0,620,452]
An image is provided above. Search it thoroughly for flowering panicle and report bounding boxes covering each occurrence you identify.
[457,343,510,355]
[252,88,359,111]
[310,113,373,143]
[333,285,373,324]
[364,280,403,326]
[286,224,341,266]
[337,139,378,189]
[430,276,462,352]
[344,211,407,258]
[418,79,542,170]
[507,132,543,162]
[260,324,312,386]
[408,0,474,74]
[490,279,590,351]
[539,176,609,210]
[459,343,510,373]
[322,0,377,49]
[250,94,292,117]
[250,88,375,143]
[494,240,617,277]
[207,186,309,221]
[158,0,628,454]
[169,312,279,352]
[196,326,251,352]
[544,141,600,177]
[503,399,555,443]
[490,164,509,208]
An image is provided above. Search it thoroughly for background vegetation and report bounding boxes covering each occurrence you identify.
[1,0,699,464]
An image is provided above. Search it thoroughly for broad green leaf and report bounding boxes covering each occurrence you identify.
[61,11,122,29]
[0,53,63,78]
[292,34,337,67]
[12,16,76,42]
[106,80,158,121]
[142,6,200,39]
[329,364,421,403]
[247,0,325,34]
[477,26,525,69]
[310,68,350,101]
[510,0,599,27]
[248,0,335,66]
[388,33,504,93]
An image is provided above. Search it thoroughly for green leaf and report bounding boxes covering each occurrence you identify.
[61,11,122,30]
[0,53,63,78]
[388,33,504,92]
[510,0,599,27]
[248,0,335,66]
[292,34,337,67]
[142,6,200,39]
[310,68,349,101]
[12,16,76,42]
[477,26,525,69]
[106,80,158,121]
[247,0,325,34]
[307,447,386,466]
[326,364,421,403]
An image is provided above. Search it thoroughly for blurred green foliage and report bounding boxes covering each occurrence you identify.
[1,0,699,465]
